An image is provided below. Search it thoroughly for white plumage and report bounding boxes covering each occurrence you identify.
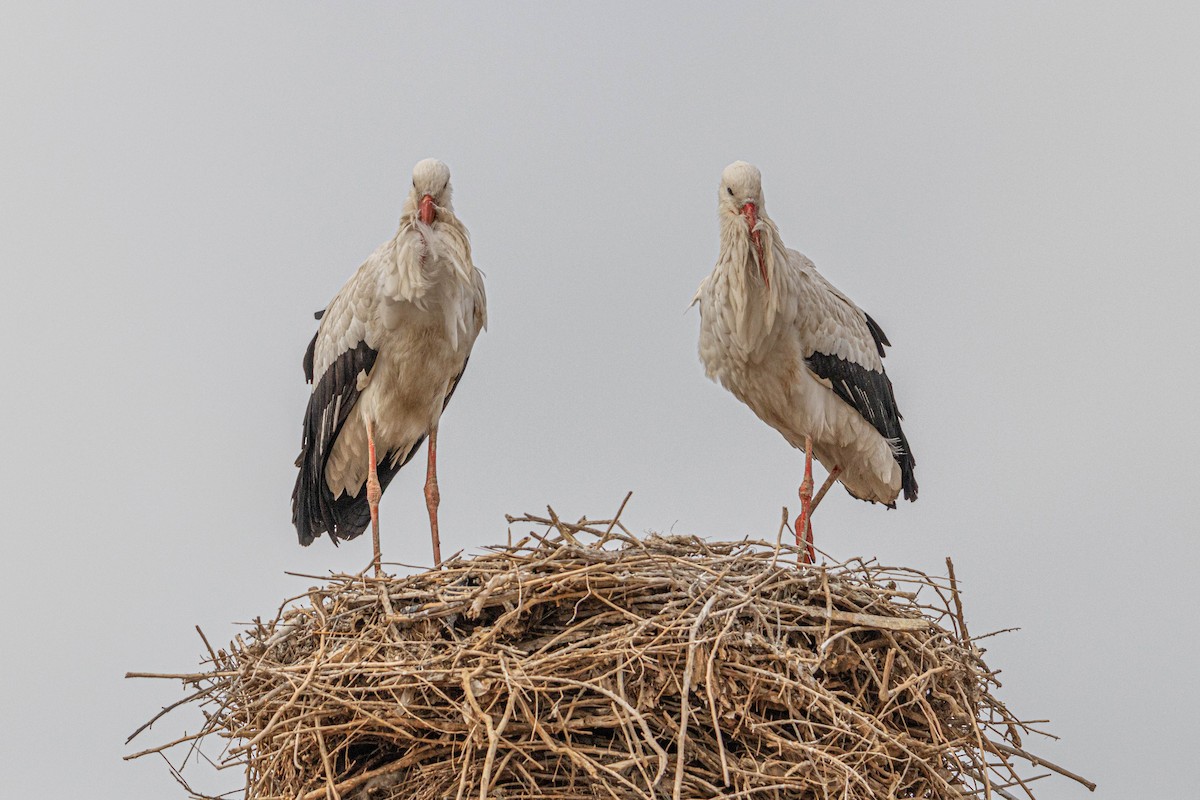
[293,158,487,570]
[695,161,916,553]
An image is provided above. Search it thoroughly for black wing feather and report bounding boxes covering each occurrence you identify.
[863,312,890,357]
[291,339,379,545]
[302,331,318,384]
[806,314,917,503]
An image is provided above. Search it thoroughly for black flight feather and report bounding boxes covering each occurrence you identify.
[806,313,917,503]
[302,330,318,384]
[863,312,890,357]
[292,339,380,545]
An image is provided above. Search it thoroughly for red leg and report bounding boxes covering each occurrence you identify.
[424,426,442,566]
[365,418,383,577]
[811,465,842,513]
[796,435,815,564]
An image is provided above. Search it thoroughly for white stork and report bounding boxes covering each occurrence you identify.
[292,158,487,574]
[694,161,916,561]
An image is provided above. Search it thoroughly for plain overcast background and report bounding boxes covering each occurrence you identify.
[2,3,1197,796]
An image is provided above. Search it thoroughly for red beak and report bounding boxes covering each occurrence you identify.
[419,194,436,225]
[741,202,769,288]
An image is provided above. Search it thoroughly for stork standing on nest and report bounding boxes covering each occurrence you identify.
[694,161,916,562]
[292,158,487,574]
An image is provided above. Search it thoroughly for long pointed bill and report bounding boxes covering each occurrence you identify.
[419,194,436,225]
[741,202,768,288]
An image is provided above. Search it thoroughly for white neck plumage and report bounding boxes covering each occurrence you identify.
[717,212,784,353]
[386,204,478,351]
[391,205,474,300]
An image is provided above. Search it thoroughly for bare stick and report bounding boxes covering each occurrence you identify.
[597,491,634,547]
[989,740,1097,792]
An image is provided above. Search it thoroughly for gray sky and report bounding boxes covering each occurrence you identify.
[2,3,1197,796]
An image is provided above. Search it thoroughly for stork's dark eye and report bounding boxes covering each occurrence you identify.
[727,187,734,196]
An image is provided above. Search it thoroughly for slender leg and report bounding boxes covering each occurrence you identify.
[364,418,383,578]
[424,425,442,566]
[796,435,815,564]
[810,466,842,513]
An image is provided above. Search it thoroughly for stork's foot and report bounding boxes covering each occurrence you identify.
[794,511,815,555]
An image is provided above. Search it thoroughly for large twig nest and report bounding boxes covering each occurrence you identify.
[128,511,1091,799]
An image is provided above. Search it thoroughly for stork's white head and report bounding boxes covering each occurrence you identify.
[719,161,765,212]
[719,161,770,287]
[408,158,454,225]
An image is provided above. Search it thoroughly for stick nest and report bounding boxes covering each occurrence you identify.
[129,514,1087,799]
